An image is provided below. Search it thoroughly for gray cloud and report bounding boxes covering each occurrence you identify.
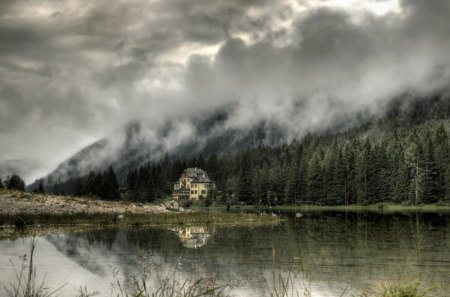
[0,0,450,183]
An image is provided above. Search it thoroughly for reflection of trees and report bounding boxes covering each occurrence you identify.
[44,212,450,296]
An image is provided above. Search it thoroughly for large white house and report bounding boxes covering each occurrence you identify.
[172,168,215,200]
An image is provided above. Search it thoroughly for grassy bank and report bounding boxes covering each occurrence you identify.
[0,211,279,228]
[240,203,450,213]
[0,211,280,240]
[0,189,280,234]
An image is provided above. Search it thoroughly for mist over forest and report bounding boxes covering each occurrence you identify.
[1,0,450,186]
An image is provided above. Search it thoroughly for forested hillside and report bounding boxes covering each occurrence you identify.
[46,97,450,205]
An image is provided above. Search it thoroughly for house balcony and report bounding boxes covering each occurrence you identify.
[172,188,190,198]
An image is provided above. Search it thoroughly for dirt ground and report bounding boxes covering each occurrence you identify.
[0,189,168,216]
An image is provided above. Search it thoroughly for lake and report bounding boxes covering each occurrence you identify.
[1,211,449,296]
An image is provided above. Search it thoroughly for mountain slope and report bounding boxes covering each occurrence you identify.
[29,95,450,192]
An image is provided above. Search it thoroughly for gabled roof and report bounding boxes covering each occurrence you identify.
[179,167,213,183]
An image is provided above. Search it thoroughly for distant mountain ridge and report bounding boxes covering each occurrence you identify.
[28,95,450,191]
[28,108,290,190]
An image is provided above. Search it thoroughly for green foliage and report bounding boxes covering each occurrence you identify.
[117,109,450,205]
[371,281,431,297]
[50,97,450,205]
[181,199,193,208]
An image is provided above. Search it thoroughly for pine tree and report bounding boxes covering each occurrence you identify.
[433,124,449,201]
[306,151,323,204]
[98,166,119,200]
[0,178,4,189]
[37,180,45,194]
[74,177,84,197]
[237,151,253,203]
[6,174,26,191]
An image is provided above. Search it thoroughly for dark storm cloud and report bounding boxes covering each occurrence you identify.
[1,0,449,182]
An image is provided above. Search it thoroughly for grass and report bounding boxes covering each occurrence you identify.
[5,238,232,297]
[4,238,65,297]
[0,211,280,240]
[0,211,279,227]
[361,281,432,297]
[5,239,433,297]
[241,203,450,213]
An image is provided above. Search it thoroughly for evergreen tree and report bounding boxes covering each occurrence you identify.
[98,166,120,200]
[74,177,84,197]
[6,174,25,191]
[433,124,449,201]
[0,178,4,189]
[37,180,45,194]
[306,151,323,204]
[237,151,253,203]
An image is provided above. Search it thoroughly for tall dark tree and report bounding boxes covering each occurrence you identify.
[237,151,253,203]
[37,180,45,194]
[6,174,25,191]
[433,124,449,201]
[74,177,84,197]
[99,166,120,200]
[306,151,323,204]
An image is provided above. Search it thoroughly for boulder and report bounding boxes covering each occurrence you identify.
[165,200,179,211]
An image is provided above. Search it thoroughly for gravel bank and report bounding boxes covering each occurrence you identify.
[0,189,168,216]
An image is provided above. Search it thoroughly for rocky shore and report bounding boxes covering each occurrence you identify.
[0,189,168,216]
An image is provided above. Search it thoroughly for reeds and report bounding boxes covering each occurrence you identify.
[5,239,432,297]
[0,211,279,230]
[4,238,65,297]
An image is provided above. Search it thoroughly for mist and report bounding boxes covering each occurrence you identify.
[1,0,450,183]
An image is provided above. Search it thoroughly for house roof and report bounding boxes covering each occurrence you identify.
[179,167,213,183]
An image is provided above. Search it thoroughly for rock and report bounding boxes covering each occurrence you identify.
[295,212,303,218]
[165,200,179,211]
[179,207,185,212]
[116,214,124,220]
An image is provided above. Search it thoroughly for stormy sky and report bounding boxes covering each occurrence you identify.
[1,0,450,183]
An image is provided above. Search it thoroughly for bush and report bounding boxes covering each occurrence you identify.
[202,197,212,208]
[181,199,193,208]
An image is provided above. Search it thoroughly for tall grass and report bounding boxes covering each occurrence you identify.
[107,276,232,297]
[5,239,432,297]
[4,238,65,297]
[365,281,431,297]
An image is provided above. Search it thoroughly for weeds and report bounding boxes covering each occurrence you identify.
[363,281,432,297]
[5,239,432,297]
[109,276,232,297]
[4,238,65,297]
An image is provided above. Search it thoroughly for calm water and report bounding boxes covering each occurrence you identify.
[1,211,449,297]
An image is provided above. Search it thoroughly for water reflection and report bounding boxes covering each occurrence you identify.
[170,227,214,249]
[0,211,449,297]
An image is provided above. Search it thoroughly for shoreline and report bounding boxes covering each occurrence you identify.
[0,189,280,239]
[240,203,450,213]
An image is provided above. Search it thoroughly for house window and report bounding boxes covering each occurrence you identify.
[191,190,194,194]
[195,190,197,194]
[201,190,206,194]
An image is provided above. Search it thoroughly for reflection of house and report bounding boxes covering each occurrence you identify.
[172,168,215,200]
[170,227,214,249]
